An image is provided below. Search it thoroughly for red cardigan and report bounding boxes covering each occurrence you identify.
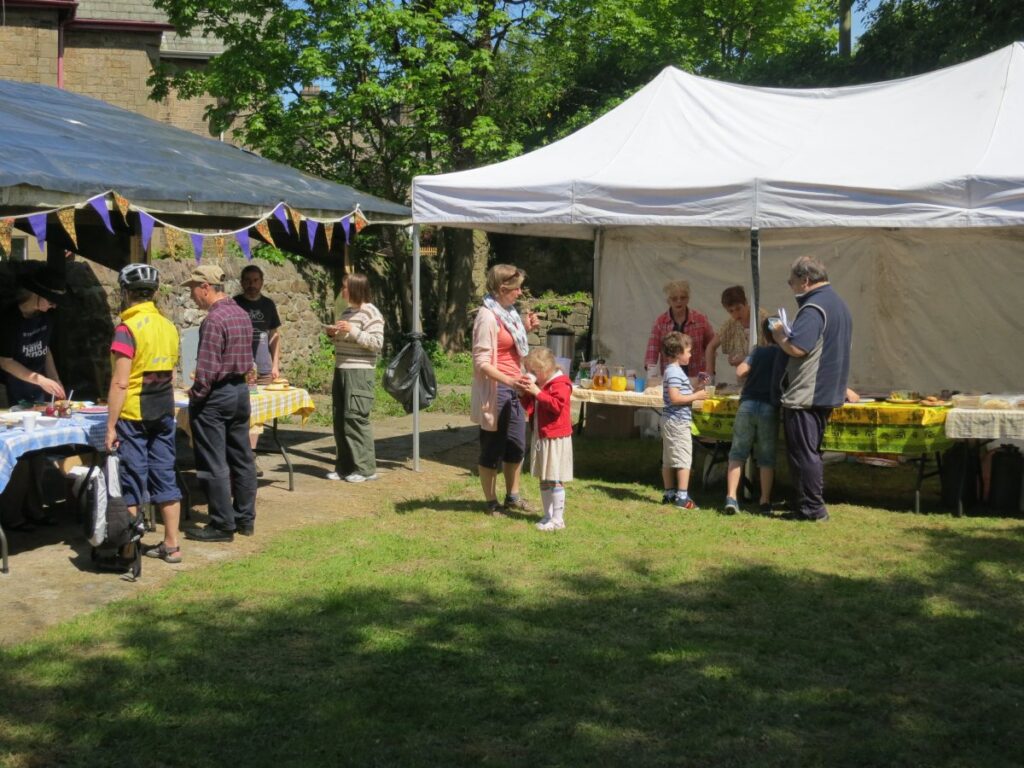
[522,373,573,439]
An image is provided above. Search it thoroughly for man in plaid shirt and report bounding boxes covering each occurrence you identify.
[181,264,258,543]
[643,279,714,375]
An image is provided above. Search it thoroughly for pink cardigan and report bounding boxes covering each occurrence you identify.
[471,307,523,431]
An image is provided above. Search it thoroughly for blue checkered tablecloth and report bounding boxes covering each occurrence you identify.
[0,414,107,493]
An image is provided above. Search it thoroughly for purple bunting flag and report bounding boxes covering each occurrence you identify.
[28,213,48,252]
[88,194,114,234]
[272,203,289,233]
[341,216,351,245]
[190,233,204,263]
[306,219,319,252]
[139,211,156,253]
[236,229,252,260]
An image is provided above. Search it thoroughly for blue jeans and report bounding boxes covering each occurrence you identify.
[728,399,779,467]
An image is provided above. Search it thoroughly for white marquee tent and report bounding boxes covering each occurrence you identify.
[412,43,1024,395]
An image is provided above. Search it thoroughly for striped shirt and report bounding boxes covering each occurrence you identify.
[191,296,254,401]
[334,302,384,369]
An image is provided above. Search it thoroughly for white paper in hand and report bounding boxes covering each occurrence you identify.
[777,308,793,336]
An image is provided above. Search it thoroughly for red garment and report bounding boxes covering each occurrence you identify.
[522,373,573,438]
[643,308,714,374]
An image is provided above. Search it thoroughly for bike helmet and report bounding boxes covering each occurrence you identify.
[118,263,160,291]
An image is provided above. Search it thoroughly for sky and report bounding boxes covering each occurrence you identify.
[853,0,882,44]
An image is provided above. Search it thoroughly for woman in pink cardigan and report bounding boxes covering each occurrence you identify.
[471,264,540,516]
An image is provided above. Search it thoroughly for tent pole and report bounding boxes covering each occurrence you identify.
[412,224,421,472]
[591,228,603,358]
[749,227,760,351]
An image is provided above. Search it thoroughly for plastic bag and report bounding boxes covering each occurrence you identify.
[382,333,438,414]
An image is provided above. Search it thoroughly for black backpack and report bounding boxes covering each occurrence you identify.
[989,446,1023,517]
[77,457,146,580]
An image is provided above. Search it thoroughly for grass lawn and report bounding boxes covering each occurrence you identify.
[2,439,1023,767]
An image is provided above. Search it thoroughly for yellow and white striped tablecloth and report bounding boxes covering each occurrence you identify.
[175,387,316,433]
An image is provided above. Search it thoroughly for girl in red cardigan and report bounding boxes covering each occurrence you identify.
[518,348,574,531]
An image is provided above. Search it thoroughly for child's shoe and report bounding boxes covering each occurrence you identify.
[536,519,565,531]
[674,495,699,510]
[723,497,740,516]
[661,490,677,505]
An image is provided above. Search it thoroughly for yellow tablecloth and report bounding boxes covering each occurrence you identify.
[175,386,316,433]
[571,387,664,408]
[694,397,954,455]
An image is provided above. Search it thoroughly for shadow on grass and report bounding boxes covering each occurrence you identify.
[392,496,542,523]
[2,524,1023,767]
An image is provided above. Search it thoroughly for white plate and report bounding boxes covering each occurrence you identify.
[36,416,60,428]
[0,412,23,425]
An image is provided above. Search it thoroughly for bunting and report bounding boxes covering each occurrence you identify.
[190,233,204,263]
[236,229,252,260]
[353,209,368,233]
[114,193,131,224]
[306,219,319,252]
[0,218,12,257]
[28,213,48,252]
[288,205,302,236]
[139,211,156,253]
[254,219,275,246]
[272,203,289,233]
[57,208,78,248]
[88,193,114,234]
[0,190,373,262]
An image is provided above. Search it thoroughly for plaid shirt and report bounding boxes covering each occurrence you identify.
[190,297,254,401]
[644,308,714,375]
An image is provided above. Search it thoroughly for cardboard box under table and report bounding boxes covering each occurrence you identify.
[571,388,663,438]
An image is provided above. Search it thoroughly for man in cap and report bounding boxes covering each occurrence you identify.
[181,264,258,542]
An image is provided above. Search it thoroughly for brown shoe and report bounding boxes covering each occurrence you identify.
[486,500,504,517]
[504,495,532,513]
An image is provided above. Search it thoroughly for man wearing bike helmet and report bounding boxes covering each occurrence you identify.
[105,263,184,563]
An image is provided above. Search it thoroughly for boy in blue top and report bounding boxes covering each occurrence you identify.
[660,332,708,509]
[724,318,784,516]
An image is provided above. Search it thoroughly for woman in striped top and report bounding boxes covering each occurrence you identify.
[325,273,385,482]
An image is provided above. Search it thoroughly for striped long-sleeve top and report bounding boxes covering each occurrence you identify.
[334,302,384,369]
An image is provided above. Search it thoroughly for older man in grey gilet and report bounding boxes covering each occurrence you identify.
[771,256,852,522]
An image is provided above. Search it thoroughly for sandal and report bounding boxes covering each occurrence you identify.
[143,542,182,563]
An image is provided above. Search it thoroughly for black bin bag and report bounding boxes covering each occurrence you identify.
[383,333,438,414]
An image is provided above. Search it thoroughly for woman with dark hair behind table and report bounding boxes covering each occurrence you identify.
[325,273,384,483]
[0,264,67,533]
[471,264,540,516]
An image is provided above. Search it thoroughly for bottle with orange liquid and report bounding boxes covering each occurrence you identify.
[610,364,627,392]
[592,360,610,390]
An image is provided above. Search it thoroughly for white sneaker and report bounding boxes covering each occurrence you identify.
[326,471,342,481]
[344,473,379,483]
[536,520,566,531]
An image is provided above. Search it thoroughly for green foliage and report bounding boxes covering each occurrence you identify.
[851,0,1024,82]
[286,332,336,394]
[529,290,592,317]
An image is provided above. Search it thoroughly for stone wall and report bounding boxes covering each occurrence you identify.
[524,294,593,361]
[0,256,331,401]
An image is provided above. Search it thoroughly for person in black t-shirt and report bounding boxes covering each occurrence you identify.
[0,264,66,405]
[233,264,282,384]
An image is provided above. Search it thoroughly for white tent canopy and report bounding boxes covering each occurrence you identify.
[411,43,1024,399]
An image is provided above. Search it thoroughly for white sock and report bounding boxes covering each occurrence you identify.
[539,487,553,524]
[552,484,565,526]
[677,489,689,501]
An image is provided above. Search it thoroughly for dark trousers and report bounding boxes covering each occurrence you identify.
[332,367,376,476]
[782,407,833,520]
[189,380,257,531]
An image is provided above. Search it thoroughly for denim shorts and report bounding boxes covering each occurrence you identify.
[728,399,779,468]
[116,413,181,507]
[478,385,526,469]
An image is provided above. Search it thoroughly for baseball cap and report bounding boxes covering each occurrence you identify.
[181,264,226,287]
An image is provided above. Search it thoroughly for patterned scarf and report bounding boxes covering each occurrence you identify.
[482,294,530,357]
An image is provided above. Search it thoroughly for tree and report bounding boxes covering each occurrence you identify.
[852,0,1024,82]
[151,0,556,350]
